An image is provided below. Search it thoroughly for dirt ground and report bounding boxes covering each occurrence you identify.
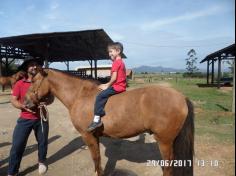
[0,90,234,176]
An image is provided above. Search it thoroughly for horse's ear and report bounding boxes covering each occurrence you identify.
[37,67,48,77]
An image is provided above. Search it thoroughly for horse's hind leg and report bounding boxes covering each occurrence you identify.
[82,133,103,176]
[154,135,174,176]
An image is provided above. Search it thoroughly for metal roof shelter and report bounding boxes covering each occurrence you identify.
[0,29,126,78]
[200,43,235,88]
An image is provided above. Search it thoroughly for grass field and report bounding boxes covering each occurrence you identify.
[128,73,235,175]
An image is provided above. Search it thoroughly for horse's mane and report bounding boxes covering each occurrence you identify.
[47,68,101,86]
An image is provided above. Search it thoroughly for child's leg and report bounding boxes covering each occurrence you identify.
[94,87,116,118]
[87,87,117,131]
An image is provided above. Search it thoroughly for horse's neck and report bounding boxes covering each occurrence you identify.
[47,70,98,110]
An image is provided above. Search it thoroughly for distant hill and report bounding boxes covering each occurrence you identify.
[132,65,186,73]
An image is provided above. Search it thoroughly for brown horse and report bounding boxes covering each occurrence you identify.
[0,71,26,92]
[24,68,194,176]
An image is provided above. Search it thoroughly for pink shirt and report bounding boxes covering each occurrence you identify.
[12,79,39,120]
[111,58,127,93]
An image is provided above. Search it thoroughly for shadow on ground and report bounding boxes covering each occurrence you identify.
[0,135,61,175]
[101,133,162,175]
[0,134,161,176]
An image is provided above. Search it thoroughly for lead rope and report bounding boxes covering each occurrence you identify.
[38,103,49,134]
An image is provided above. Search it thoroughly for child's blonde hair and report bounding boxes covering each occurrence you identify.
[107,42,123,55]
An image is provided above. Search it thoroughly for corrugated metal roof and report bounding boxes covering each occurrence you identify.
[200,43,235,63]
[0,29,126,62]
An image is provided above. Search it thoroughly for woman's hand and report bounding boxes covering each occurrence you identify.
[21,104,36,113]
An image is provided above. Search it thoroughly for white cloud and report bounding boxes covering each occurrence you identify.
[141,5,223,30]
[51,2,59,10]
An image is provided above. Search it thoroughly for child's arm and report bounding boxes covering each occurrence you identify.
[99,72,117,90]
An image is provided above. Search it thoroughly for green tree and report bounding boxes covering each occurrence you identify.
[0,58,19,76]
[185,49,199,75]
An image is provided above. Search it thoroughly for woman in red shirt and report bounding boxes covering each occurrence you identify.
[8,57,49,176]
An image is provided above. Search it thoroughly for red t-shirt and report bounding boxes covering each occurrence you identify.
[12,79,39,120]
[111,58,127,92]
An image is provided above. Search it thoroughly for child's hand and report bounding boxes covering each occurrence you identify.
[98,84,109,91]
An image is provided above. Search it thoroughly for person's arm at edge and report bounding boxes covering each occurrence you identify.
[11,95,24,109]
[11,96,35,113]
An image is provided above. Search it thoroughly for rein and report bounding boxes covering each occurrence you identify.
[33,76,45,102]
[32,76,49,133]
[39,103,49,122]
[38,103,49,133]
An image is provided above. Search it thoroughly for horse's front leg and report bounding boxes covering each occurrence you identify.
[82,132,103,176]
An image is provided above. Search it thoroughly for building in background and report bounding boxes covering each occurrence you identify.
[75,65,133,79]
[75,64,112,78]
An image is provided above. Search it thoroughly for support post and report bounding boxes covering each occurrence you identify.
[94,59,97,79]
[0,57,2,91]
[207,60,209,84]
[90,59,93,78]
[44,59,49,68]
[0,47,2,76]
[5,56,9,75]
[44,43,50,68]
[217,57,222,89]
[232,59,235,113]
[211,59,215,84]
[0,45,2,77]
[65,61,70,71]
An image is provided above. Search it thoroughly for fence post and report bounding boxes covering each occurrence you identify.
[232,60,235,113]
[0,57,2,92]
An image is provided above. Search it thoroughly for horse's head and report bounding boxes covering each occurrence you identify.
[24,68,51,109]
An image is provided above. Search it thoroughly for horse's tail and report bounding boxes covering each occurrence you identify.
[173,98,194,176]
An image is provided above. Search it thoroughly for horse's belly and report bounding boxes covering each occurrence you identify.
[101,113,146,138]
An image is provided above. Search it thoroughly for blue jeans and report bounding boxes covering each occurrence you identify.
[8,118,49,175]
[94,87,117,117]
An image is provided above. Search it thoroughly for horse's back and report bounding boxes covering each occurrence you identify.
[102,85,188,138]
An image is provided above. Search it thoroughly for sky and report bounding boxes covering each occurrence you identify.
[0,0,235,70]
